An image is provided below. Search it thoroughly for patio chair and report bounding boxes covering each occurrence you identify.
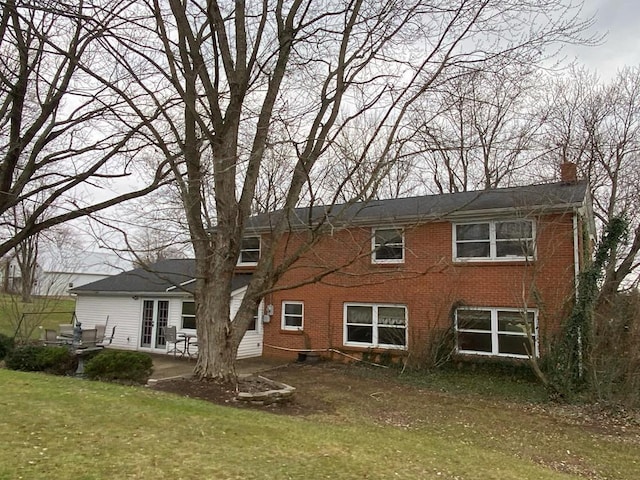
[164,326,186,357]
[98,325,117,346]
[95,324,106,344]
[43,329,64,346]
[186,337,198,359]
[58,324,74,338]
[80,328,98,348]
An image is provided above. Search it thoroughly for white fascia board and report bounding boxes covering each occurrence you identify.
[73,290,191,298]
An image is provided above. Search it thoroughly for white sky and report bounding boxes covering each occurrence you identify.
[563,0,640,78]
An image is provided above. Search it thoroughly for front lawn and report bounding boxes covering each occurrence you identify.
[0,364,638,479]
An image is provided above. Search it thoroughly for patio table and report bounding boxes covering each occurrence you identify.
[179,332,198,358]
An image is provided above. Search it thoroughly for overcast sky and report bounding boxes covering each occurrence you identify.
[563,0,640,78]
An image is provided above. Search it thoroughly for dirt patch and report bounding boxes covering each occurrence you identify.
[150,365,334,415]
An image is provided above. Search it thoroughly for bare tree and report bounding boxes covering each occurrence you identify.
[540,66,640,303]
[12,206,38,302]
[0,0,172,259]
[99,0,592,382]
[408,66,545,193]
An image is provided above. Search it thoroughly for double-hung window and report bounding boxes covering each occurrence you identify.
[455,307,537,358]
[344,303,407,348]
[282,301,304,330]
[247,306,260,332]
[181,301,196,330]
[238,236,260,265]
[372,228,404,263]
[454,219,534,261]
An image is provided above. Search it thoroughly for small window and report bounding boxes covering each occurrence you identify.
[181,301,196,330]
[372,228,404,263]
[239,236,260,265]
[454,220,534,261]
[282,301,304,330]
[455,307,537,358]
[344,303,407,349]
[247,307,259,331]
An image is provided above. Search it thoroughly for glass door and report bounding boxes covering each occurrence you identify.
[140,300,169,349]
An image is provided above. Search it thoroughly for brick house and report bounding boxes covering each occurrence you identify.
[244,175,594,362]
[73,172,593,363]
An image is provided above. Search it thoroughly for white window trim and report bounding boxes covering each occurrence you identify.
[181,300,196,331]
[281,301,304,331]
[455,307,539,359]
[371,227,405,264]
[343,303,408,350]
[246,302,263,333]
[452,219,536,262]
[238,236,261,266]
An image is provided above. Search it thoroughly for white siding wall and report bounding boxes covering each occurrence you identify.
[35,272,111,297]
[74,295,143,351]
[75,290,263,358]
[234,289,263,359]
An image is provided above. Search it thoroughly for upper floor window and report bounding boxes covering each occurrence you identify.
[455,307,537,358]
[454,220,534,261]
[372,228,404,263]
[238,236,260,265]
[181,301,196,330]
[282,301,304,331]
[344,303,407,349]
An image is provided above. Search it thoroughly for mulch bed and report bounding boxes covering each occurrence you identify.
[150,374,308,414]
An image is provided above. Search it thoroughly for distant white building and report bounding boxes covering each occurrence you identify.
[1,251,131,297]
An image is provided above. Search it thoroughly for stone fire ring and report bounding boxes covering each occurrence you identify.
[235,375,296,406]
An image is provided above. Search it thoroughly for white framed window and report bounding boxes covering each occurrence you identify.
[344,303,407,349]
[372,228,404,263]
[181,301,196,330]
[238,236,260,265]
[455,307,538,358]
[281,301,304,330]
[246,304,262,332]
[453,219,535,261]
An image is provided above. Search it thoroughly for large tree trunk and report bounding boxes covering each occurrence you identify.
[194,290,240,383]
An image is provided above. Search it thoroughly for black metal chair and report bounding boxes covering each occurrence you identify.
[164,326,186,357]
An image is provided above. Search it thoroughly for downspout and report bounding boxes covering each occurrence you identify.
[572,209,582,377]
[572,210,581,295]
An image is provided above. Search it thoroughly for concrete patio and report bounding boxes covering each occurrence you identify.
[149,354,291,380]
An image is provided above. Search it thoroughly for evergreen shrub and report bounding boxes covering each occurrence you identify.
[84,350,153,385]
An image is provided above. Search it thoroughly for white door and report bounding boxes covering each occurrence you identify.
[140,299,169,350]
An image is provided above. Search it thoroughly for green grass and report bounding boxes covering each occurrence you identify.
[0,294,75,339]
[0,369,638,479]
[398,367,550,403]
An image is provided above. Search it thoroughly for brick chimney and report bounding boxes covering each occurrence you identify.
[560,161,577,184]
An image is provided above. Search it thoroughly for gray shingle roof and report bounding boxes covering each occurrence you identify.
[246,181,589,232]
[72,181,589,295]
[70,259,252,295]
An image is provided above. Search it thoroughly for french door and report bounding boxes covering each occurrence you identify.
[140,299,169,349]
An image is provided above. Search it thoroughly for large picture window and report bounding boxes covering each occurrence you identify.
[238,236,260,265]
[454,220,534,261]
[282,301,304,330]
[455,307,537,358]
[344,303,407,348]
[372,228,404,263]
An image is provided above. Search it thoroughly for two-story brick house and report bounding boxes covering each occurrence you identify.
[243,175,593,362]
[73,169,593,363]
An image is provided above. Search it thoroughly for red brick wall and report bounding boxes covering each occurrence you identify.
[256,212,579,360]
